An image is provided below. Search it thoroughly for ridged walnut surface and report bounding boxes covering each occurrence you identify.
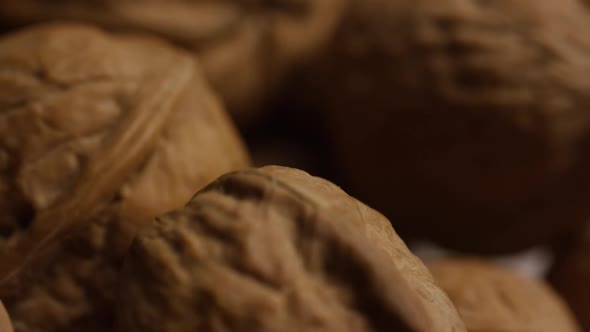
[308,0,590,253]
[0,0,346,125]
[428,259,581,332]
[117,166,466,332]
[0,23,249,332]
[549,224,590,331]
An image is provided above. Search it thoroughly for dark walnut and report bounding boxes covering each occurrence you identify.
[306,0,590,253]
[0,0,346,126]
[428,258,581,332]
[549,224,590,331]
[0,23,250,332]
[0,301,14,332]
[117,166,466,332]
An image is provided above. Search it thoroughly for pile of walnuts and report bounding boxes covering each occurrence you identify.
[0,1,589,331]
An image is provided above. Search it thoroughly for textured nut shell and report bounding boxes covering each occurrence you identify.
[0,23,249,332]
[428,259,581,332]
[0,302,14,332]
[308,0,590,253]
[117,166,465,332]
[0,0,346,125]
[549,224,590,331]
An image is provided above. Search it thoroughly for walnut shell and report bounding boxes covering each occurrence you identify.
[0,23,249,332]
[307,0,590,253]
[548,224,590,331]
[428,258,581,332]
[0,0,346,126]
[117,166,466,332]
[0,301,14,332]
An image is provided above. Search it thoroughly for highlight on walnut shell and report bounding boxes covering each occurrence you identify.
[305,0,590,254]
[0,0,347,126]
[116,166,466,332]
[0,23,249,332]
[0,301,14,332]
[427,258,581,332]
[548,223,590,331]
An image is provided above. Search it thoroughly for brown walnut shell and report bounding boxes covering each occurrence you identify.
[307,0,590,253]
[0,23,249,332]
[428,258,581,332]
[0,0,346,126]
[117,166,465,332]
[548,223,590,331]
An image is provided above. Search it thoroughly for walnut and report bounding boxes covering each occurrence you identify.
[428,258,581,332]
[0,301,14,332]
[116,166,466,332]
[0,0,347,126]
[548,224,590,331]
[305,0,590,253]
[0,23,249,332]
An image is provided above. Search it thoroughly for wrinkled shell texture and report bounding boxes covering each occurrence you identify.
[549,224,590,331]
[0,23,249,332]
[0,0,346,125]
[0,301,14,332]
[310,0,590,253]
[428,259,581,332]
[118,166,466,332]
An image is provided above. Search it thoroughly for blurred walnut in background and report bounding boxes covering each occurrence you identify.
[304,0,590,254]
[0,23,249,332]
[0,0,346,127]
[428,258,581,332]
[117,166,466,332]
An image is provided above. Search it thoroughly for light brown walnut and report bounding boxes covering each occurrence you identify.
[428,258,581,332]
[0,23,249,332]
[117,166,466,332]
[0,0,346,126]
[306,0,590,253]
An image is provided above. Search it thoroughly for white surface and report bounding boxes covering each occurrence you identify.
[411,241,554,279]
